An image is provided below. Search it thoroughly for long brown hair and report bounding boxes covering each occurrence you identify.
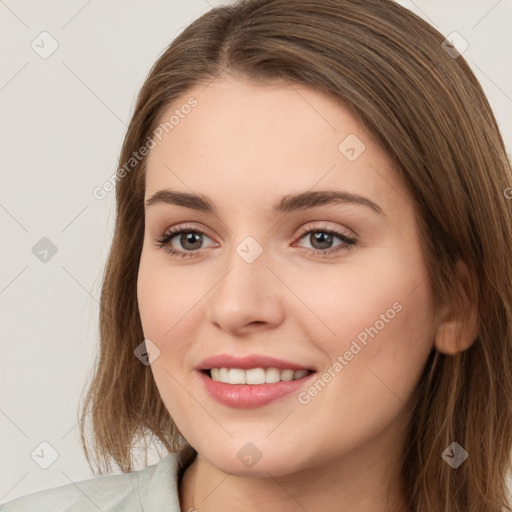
[78,1,512,510]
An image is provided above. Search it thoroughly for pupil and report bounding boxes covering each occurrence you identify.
[312,232,332,249]
[182,232,202,250]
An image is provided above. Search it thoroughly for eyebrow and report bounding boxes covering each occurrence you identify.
[145,189,386,217]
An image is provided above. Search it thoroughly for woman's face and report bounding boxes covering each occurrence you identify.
[137,76,437,478]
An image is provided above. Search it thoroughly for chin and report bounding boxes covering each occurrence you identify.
[197,439,312,478]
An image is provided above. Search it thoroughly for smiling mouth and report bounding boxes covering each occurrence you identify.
[201,367,315,385]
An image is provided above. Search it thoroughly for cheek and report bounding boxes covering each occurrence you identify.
[137,254,204,428]
[288,265,435,449]
[137,251,203,342]
[136,249,214,418]
[289,251,435,372]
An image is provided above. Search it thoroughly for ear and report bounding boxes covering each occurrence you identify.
[434,260,479,355]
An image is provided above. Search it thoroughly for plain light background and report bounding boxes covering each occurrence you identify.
[1,0,511,503]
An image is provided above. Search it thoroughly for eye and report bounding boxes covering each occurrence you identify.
[293,225,357,257]
[153,224,217,258]
[154,223,358,259]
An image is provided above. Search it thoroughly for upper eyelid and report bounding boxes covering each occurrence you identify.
[160,222,355,244]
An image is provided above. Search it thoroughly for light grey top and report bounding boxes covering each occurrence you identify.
[0,453,185,512]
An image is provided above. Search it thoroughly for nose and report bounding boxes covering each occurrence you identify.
[204,238,285,335]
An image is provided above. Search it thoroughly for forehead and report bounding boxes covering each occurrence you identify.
[144,76,410,218]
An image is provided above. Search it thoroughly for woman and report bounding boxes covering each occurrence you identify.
[2,0,511,511]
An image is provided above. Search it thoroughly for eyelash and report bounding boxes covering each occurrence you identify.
[153,223,358,259]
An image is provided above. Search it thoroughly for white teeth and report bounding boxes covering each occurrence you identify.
[293,370,309,379]
[219,367,229,382]
[208,367,311,384]
[265,367,281,383]
[228,368,245,384]
[246,368,266,385]
[280,369,295,381]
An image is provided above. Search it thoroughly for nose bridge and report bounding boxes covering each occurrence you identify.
[205,226,284,331]
[220,214,270,276]
[217,230,270,302]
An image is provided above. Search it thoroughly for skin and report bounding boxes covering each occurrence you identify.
[136,75,451,512]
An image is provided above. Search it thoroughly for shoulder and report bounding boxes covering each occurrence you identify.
[0,452,183,512]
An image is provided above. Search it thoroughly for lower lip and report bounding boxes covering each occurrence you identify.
[198,370,316,408]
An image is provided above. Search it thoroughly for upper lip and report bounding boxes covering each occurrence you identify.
[197,354,315,372]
